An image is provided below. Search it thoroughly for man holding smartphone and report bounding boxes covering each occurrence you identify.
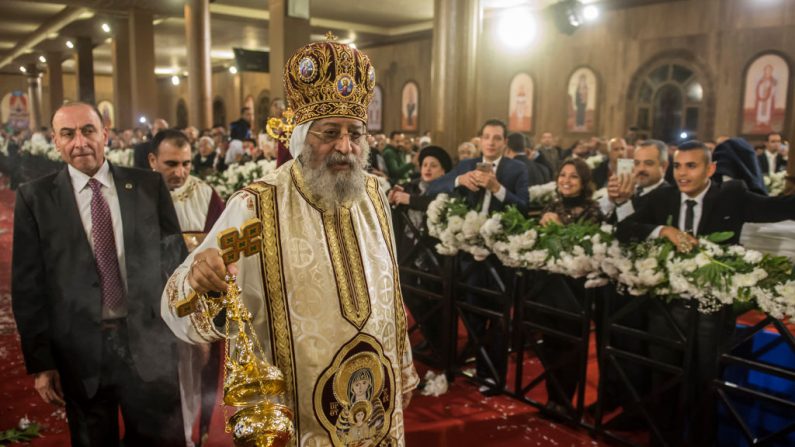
[427,119,529,395]
[428,118,529,214]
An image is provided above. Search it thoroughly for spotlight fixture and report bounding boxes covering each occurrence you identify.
[548,0,585,36]
[171,75,180,86]
[229,66,238,74]
[101,23,111,33]
[65,40,74,49]
[38,55,47,63]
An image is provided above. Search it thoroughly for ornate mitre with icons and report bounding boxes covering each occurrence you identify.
[284,32,376,126]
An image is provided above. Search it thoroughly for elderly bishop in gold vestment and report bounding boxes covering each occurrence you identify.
[161,37,419,446]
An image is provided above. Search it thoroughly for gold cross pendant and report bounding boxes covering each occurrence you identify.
[175,218,263,317]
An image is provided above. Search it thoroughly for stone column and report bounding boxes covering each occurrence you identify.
[112,18,132,130]
[46,52,64,119]
[430,0,481,154]
[25,64,43,130]
[268,0,310,101]
[128,9,157,124]
[185,0,212,129]
[74,36,95,104]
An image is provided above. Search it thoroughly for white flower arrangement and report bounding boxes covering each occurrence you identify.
[206,159,277,199]
[764,171,787,196]
[428,199,795,319]
[20,138,61,161]
[528,181,557,206]
[426,194,490,260]
[585,154,606,170]
[105,148,134,167]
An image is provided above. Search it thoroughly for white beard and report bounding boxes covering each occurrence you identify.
[299,142,371,208]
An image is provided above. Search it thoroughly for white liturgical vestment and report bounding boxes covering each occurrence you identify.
[162,160,419,447]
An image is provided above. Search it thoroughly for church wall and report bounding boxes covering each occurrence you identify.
[361,37,433,136]
[477,0,795,148]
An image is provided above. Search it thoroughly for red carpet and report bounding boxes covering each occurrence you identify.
[0,177,610,446]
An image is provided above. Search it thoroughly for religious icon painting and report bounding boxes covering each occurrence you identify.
[337,75,355,98]
[401,81,419,132]
[1,91,30,131]
[566,67,598,133]
[368,84,384,132]
[313,333,396,447]
[98,100,115,128]
[740,52,790,136]
[508,72,534,132]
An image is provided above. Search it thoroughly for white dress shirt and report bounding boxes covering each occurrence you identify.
[68,161,128,319]
[765,150,778,175]
[649,180,711,239]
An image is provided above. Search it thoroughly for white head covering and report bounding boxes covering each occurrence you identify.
[289,121,313,159]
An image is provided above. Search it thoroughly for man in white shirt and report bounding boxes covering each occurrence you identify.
[758,132,786,175]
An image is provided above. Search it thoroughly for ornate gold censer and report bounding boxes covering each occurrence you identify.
[181,219,294,446]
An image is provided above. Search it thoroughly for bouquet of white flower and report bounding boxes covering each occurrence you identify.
[528,181,557,207]
[206,159,277,200]
[105,148,134,167]
[426,194,490,260]
[604,231,795,316]
[585,154,606,170]
[20,139,61,161]
[764,171,787,197]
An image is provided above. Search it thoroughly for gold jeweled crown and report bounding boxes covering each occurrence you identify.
[284,33,376,126]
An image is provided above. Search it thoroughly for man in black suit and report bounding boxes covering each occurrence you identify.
[229,106,253,141]
[601,139,669,222]
[506,132,551,185]
[428,119,529,394]
[616,140,795,444]
[12,102,186,446]
[757,131,787,175]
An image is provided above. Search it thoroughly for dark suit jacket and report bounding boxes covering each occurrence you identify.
[427,157,530,213]
[757,152,787,175]
[133,140,154,170]
[12,164,186,398]
[514,154,552,186]
[616,180,795,245]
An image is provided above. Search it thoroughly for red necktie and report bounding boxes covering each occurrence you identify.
[88,179,125,310]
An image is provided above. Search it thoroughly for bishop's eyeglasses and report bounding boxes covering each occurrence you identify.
[308,128,368,146]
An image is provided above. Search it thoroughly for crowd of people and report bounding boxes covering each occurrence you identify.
[2,34,794,447]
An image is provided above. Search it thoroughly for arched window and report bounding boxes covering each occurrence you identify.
[629,59,709,143]
[176,99,188,129]
[212,97,226,128]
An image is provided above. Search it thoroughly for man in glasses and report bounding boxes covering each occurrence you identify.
[162,36,419,446]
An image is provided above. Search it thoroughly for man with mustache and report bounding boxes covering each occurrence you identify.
[162,37,419,446]
[12,102,186,446]
[600,139,669,222]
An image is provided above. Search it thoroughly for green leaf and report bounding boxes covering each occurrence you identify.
[706,231,734,243]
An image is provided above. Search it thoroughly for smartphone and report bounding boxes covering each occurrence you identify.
[617,158,634,176]
[476,162,493,172]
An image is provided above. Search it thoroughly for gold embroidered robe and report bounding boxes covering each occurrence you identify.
[162,160,419,447]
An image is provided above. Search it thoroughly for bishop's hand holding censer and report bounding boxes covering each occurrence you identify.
[175,218,295,447]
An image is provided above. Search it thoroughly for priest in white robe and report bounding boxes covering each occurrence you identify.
[161,36,419,447]
[149,129,224,447]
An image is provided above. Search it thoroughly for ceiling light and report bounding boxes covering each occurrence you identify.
[583,5,599,21]
[229,66,238,74]
[19,66,27,73]
[66,40,74,49]
[38,55,47,63]
[101,23,111,33]
[497,7,538,49]
[171,75,180,86]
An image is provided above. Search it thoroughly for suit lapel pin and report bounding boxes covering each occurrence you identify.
[125,183,133,190]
